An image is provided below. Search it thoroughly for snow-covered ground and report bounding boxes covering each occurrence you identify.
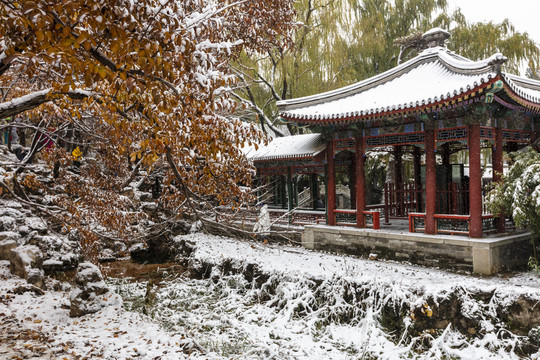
[3,233,540,359]
[168,233,540,359]
[188,232,540,297]
[0,260,197,359]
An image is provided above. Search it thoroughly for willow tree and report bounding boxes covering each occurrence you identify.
[344,1,540,79]
[448,12,540,75]
[0,0,295,258]
[343,0,448,78]
[232,0,353,135]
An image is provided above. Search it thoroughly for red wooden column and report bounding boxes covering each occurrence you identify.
[355,134,366,227]
[493,127,505,233]
[469,125,483,238]
[394,145,403,217]
[413,146,422,212]
[440,142,451,213]
[425,129,436,234]
[326,138,336,226]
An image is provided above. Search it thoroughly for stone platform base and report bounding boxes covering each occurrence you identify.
[302,225,532,274]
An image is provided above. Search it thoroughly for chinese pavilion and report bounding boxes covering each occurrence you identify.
[249,29,540,273]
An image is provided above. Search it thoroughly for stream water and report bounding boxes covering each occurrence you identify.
[100,260,187,282]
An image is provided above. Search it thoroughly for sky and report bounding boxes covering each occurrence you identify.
[448,0,540,45]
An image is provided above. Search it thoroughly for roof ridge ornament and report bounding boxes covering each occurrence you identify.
[422,28,451,48]
[488,54,507,73]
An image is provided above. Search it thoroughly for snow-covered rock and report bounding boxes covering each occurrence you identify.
[0,239,17,260]
[69,262,122,317]
[0,207,23,218]
[139,192,153,202]
[30,234,66,252]
[121,186,134,197]
[26,268,45,289]
[98,248,116,263]
[42,258,64,272]
[0,215,16,232]
[9,245,43,278]
[24,217,48,234]
[0,199,22,209]
[17,225,30,236]
[0,231,19,242]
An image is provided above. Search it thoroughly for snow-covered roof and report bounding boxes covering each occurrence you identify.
[278,40,540,125]
[247,133,325,162]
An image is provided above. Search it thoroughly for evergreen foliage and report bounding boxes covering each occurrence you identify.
[488,148,540,262]
[488,148,540,235]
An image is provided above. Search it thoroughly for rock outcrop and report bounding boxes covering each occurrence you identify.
[9,245,45,289]
[0,199,81,273]
[0,239,17,260]
[69,262,122,317]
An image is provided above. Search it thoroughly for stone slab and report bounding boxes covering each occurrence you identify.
[305,225,531,274]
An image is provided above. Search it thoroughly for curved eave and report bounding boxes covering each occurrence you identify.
[501,74,540,112]
[281,77,499,126]
[253,153,323,163]
[501,88,540,113]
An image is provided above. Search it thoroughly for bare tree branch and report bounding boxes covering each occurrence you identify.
[231,68,286,137]
[230,91,286,137]
[0,51,15,77]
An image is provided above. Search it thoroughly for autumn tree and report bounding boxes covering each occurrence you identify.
[0,0,295,258]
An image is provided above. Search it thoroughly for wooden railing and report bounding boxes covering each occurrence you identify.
[436,183,468,215]
[386,182,492,222]
[333,209,380,229]
[215,206,326,227]
[364,211,381,229]
[409,213,498,236]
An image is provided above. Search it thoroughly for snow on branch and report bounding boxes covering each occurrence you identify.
[0,88,96,120]
[186,0,250,29]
